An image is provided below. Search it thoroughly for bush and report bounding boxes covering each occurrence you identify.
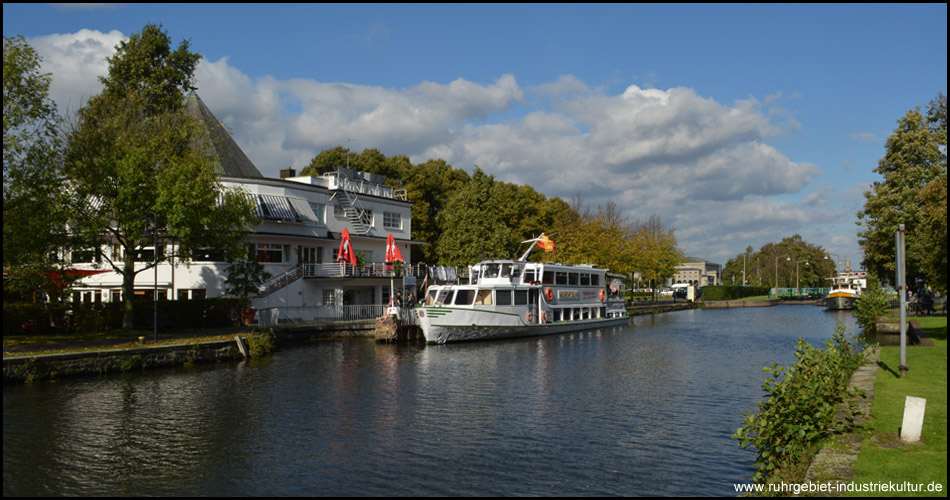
[733,322,868,485]
[853,275,890,334]
[703,285,772,301]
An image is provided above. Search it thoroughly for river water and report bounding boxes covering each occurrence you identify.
[3,306,857,496]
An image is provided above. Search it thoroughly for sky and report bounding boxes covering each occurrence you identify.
[4,3,947,270]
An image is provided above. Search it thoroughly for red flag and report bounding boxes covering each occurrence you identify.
[385,233,404,266]
[337,228,358,266]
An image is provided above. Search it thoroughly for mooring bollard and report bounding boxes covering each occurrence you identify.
[900,395,927,443]
[138,336,145,345]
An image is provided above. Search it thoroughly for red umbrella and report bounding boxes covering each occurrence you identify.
[337,228,358,267]
[385,233,404,267]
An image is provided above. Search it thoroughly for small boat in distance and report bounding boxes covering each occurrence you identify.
[415,234,630,344]
[824,263,864,310]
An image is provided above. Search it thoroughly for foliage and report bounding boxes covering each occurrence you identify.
[853,275,891,335]
[436,167,516,264]
[857,93,947,291]
[3,36,72,296]
[722,235,836,289]
[63,24,257,329]
[224,255,271,301]
[733,322,868,485]
[247,331,276,358]
[702,285,772,301]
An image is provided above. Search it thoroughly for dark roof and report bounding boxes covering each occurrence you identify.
[185,92,264,179]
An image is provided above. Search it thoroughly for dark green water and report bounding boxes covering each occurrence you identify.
[3,306,857,496]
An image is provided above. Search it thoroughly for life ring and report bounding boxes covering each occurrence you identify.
[545,287,554,301]
[599,289,606,301]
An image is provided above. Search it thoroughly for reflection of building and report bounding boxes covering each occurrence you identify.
[70,93,416,322]
[671,257,721,287]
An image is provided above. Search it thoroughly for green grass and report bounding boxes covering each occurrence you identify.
[847,315,947,497]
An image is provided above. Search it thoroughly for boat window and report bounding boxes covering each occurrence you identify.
[514,290,528,305]
[580,274,590,286]
[496,290,512,305]
[555,272,567,285]
[542,271,554,284]
[591,274,600,286]
[425,289,438,306]
[471,269,479,284]
[500,264,511,278]
[524,269,536,283]
[568,273,578,285]
[553,309,562,322]
[436,291,454,306]
[511,264,522,280]
[454,289,474,305]
[484,264,500,278]
[475,289,493,305]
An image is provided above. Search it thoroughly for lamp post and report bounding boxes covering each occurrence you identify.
[145,211,158,343]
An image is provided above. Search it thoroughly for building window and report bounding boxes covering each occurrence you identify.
[322,290,335,307]
[178,289,207,300]
[383,211,401,229]
[309,202,326,224]
[255,243,285,263]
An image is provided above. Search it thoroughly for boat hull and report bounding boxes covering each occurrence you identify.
[825,294,858,310]
[416,306,629,344]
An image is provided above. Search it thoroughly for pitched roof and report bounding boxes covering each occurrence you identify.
[185,91,264,179]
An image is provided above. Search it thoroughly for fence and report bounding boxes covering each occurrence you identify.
[771,288,830,298]
[257,304,419,328]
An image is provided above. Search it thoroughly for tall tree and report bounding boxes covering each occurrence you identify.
[65,24,257,329]
[857,93,947,289]
[436,167,513,265]
[3,35,70,297]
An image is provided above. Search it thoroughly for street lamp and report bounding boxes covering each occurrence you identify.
[144,211,159,342]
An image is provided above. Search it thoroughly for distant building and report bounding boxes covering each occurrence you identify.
[69,93,418,323]
[671,258,721,287]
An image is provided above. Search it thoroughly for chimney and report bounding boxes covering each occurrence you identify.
[280,168,296,179]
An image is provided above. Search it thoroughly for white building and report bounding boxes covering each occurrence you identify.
[70,93,417,324]
[671,257,721,287]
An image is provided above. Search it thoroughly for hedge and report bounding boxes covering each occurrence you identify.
[702,285,772,301]
[3,298,249,335]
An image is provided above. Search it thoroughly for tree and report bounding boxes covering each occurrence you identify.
[631,214,684,293]
[723,236,835,289]
[857,93,947,290]
[3,35,72,297]
[64,24,257,329]
[436,167,514,264]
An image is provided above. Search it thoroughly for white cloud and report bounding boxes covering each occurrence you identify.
[28,28,848,262]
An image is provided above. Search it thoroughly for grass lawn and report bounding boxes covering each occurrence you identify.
[847,316,947,496]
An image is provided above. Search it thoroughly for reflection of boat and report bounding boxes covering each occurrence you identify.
[824,263,863,310]
[416,234,630,344]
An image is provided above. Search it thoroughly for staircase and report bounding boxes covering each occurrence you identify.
[339,189,373,235]
[256,265,304,297]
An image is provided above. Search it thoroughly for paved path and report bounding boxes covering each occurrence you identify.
[802,346,881,494]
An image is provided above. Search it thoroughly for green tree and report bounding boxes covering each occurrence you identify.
[3,35,72,297]
[857,93,947,289]
[65,24,257,330]
[853,275,890,334]
[436,167,513,264]
[724,236,835,289]
[631,214,684,292]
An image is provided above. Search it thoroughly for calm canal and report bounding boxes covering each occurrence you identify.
[4,306,857,496]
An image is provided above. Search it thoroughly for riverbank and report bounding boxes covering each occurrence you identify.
[804,316,947,497]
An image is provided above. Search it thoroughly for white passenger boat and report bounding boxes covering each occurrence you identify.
[824,266,863,311]
[416,235,630,344]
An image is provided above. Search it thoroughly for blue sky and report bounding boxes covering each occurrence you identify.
[4,3,947,270]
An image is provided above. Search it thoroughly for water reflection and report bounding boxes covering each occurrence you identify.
[4,306,856,496]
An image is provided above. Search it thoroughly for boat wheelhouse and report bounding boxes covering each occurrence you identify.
[415,235,629,344]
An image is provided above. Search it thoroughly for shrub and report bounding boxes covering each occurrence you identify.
[703,285,772,301]
[733,322,868,485]
[853,275,890,334]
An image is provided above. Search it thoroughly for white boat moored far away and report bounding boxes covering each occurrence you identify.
[824,262,865,311]
[415,234,630,344]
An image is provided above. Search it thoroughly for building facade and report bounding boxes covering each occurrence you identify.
[671,257,721,287]
[69,93,417,324]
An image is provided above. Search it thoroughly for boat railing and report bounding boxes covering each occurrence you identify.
[300,262,429,279]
